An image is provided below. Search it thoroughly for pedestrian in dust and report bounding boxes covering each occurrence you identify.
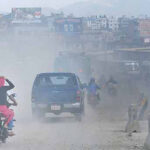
[138,92,149,120]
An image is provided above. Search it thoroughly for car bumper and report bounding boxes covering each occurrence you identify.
[32,102,82,114]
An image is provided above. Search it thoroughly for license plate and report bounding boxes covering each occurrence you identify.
[51,105,61,111]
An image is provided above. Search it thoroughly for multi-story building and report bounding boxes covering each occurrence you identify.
[116,16,141,47]
[54,17,83,49]
[85,15,108,32]
[46,12,64,32]
[54,17,83,33]
[118,16,131,31]
[138,19,150,44]
[100,16,108,29]
[108,16,119,31]
[138,19,150,37]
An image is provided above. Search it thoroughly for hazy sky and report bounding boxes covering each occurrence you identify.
[1,0,87,12]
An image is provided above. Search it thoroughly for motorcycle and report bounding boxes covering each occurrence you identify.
[107,82,117,96]
[87,91,100,108]
[0,113,8,143]
[0,93,17,143]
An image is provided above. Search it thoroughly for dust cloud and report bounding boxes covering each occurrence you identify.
[0,34,59,120]
[0,33,148,150]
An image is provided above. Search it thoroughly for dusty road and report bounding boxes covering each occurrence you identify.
[0,101,147,150]
[0,41,148,150]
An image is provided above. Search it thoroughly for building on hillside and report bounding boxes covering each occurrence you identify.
[118,16,130,30]
[50,12,64,19]
[138,19,150,39]
[54,17,83,33]
[138,19,150,45]
[99,15,108,29]
[46,12,65,32]
[84,15,108,32]
[117,16,140,47]
[85,16,97,29]
[54,17,83,49]
[108,16,119,31]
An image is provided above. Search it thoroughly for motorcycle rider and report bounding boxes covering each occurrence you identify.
[0,77,15,136]
[98,74,106,88]
[87,78,100,100]
[106,76,118,96]
[7,93,17,135]
[106,75,117,85]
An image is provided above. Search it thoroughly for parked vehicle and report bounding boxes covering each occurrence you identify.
[31,73,85,120]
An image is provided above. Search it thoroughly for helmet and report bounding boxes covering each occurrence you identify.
[90,77,95,82]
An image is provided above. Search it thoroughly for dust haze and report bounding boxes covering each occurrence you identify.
[0,4,149,150]
[0,33,147,150]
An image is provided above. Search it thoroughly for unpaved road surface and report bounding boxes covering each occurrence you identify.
[0,102,147,150]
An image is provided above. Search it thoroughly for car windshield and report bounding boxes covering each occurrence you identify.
[35,74,77,88]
